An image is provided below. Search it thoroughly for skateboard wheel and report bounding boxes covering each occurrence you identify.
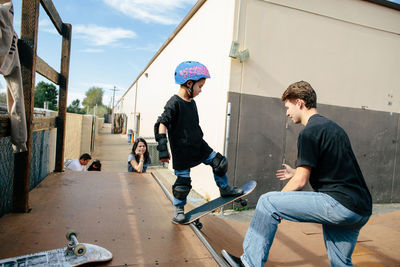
[73,244,87,256]
[194,220,203,230]
[239,199,247,207]
[66,230,77,241]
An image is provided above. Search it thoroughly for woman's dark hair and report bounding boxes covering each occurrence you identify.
[88,160,101,171]
[131,137,150,163]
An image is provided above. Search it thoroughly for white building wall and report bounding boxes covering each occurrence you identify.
[119,86,136,133]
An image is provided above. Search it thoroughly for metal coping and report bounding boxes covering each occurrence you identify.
[150,172,229,267]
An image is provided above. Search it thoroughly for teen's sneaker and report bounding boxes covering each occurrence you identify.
[219,185,243,197]
[221,249,245,267]
[172,206,186,223]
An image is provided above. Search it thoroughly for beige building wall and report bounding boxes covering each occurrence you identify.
[48,128,57,173]
[64,113,99,162]
[64,113,83,160]
[81,115,94,155]
[230,0,400,112]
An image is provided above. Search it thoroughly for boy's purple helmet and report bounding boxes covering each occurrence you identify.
[174,61,210,85]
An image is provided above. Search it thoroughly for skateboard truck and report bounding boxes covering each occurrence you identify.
[193,219,203,230]
[234,198,247,207]
[65,230,87,257]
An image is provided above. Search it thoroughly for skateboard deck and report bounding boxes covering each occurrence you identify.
[0,231,112,267]
[181,180,256,225]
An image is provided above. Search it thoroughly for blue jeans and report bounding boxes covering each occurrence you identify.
[173,151,228,207]
[241,191,370,267]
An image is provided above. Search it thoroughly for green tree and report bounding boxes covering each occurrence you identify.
[87,105,110,118]
[34,81,58,110]
[67,99,85,114]
[82,87,104,109]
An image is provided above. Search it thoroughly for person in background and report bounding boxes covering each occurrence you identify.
[128,137,151,173]
[65,153,92,171]
[88,160,101,171]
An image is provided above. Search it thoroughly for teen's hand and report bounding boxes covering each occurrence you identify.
[276,164,295,180]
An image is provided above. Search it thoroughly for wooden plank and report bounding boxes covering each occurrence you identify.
[32,116,56,132]
[39,0,63,35]
[13,0,40,213]
[36,56,59,85]
[0,172,218,266]
[54,23,72,172]
[0,115,11,138]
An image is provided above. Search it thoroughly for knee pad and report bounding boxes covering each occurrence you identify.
[173,176,192,200]
[211,152,228,177]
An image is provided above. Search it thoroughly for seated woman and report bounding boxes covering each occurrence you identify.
[88,160,101,171]
[128,137,151,173]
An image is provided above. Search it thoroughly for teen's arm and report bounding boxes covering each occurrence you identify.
[130,155,144,173]
[281,166,310,191]
[158,123,167,134]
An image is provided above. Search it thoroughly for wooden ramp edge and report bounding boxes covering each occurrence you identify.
[0,171,218,266]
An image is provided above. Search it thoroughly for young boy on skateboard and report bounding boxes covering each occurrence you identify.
[154,61,243,223]
[222,81,372,267]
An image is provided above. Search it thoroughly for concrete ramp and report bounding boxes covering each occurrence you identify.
[0,171,218,266]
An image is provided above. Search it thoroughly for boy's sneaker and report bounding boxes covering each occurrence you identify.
[219,185,243,197]
[172,206,186,223]
[221,249,245,267]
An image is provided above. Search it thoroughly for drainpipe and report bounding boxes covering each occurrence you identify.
[224,102,232,156]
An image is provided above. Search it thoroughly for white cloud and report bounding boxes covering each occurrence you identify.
[38,18,58,34]
[80,48,104,53]
[67,91,86,106]
[39,19,52,27]
[73,24,136,47]
[104,0,197,25]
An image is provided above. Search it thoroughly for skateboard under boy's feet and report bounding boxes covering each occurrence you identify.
[0,230,113,267]
[173,180,256,229]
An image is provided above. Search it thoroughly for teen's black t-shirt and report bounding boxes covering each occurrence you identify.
[158,95,213,170]
[297,114,372,216]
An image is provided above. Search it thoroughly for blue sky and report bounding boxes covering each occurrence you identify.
[0,0,197,107]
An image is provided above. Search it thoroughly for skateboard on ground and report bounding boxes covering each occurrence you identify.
[0,230,112,267]
[176,180,256,229]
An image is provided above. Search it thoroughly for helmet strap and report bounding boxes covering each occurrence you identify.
[184,81,194,98]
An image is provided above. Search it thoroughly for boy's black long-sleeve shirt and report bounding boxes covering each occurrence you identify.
[157,95,212,170]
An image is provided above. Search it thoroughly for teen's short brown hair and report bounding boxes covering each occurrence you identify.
[281,81,317,108]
